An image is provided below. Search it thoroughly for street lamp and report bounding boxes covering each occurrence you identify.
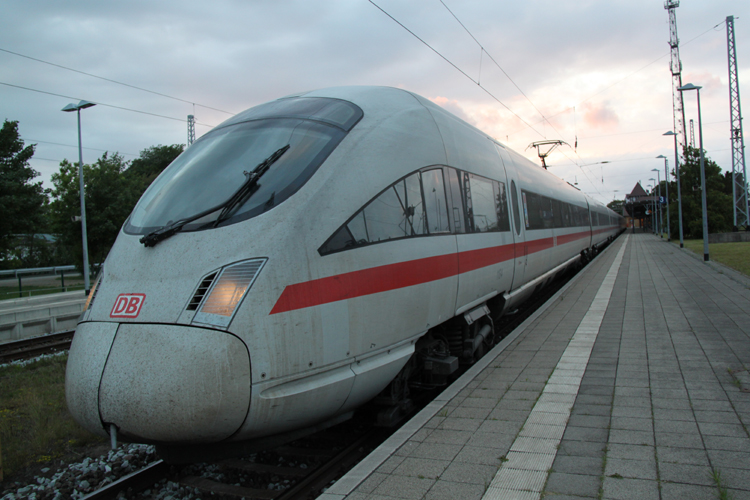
[678,83,709,261]
[651,168,662,238]
[664,131,684,247]
[656,155,671,242]
[62,100,96,294]
[648,182,655,233]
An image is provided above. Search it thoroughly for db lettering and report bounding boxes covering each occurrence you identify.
[110,294,146,318]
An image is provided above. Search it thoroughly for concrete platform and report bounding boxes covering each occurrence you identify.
[319,233,750,500]
[0,291,85,343]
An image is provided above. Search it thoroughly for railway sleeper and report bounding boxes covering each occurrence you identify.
[181,475,278,499]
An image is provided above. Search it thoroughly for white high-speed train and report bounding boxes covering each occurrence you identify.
[66,86,623,453]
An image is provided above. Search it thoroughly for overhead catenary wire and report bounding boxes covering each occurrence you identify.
[434,0,608,194]
[0,81,216,128]
[369,1,604,196]
[367,0,542,137]
[0,47,235,116]
[27,139,138,157]
[438,0,549,126]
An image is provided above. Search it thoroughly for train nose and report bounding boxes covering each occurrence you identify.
[66,322,251,444]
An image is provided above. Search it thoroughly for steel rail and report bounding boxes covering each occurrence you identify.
[0,330,75,363]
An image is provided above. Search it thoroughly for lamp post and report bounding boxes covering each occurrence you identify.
[656,155,671,241]
[62,100,96,294]
[651,168,662,238]
[678,83,709,261]
[649,179,657,234]
[648,183,654,233]
[664,130,684,247]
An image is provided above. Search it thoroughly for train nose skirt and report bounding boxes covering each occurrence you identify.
[69,322,251,444]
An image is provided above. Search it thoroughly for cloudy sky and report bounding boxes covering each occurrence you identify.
[2,0,748,206]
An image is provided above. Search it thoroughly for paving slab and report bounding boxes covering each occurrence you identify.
[318,234,750,500]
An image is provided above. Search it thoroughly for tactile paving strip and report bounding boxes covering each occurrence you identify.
[481,236,629,500]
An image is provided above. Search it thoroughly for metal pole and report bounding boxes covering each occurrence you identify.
[696,89,709,261]
[77,109,91,294]
[664,158,671,241]
[657,171,662,237]
[673,133,684,247]
[650,186,655,233]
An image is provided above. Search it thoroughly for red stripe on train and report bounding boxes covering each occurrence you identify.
[270,230,599,314]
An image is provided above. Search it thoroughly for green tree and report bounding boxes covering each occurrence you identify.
[48,144,183,270]
[607,199,624,215]
[667,146,733,239]
[49,153,135,270]
[0,120,48,268]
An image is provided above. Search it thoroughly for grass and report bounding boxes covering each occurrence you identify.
[711,469,733,500]
[0,353,106,482]
[675,239,750,276]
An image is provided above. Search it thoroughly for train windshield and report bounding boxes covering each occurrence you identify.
[125,97,362,236]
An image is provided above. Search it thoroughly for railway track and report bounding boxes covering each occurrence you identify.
[0,329,74,364]
[82,421,389,499]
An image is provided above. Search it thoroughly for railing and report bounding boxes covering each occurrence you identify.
[0,265,95,299]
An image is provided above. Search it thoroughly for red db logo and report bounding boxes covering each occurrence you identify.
[110,293,146,319]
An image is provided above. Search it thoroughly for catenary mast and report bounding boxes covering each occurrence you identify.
[726,15,749,228]
[187,114,196,146]
[665,1,687,158]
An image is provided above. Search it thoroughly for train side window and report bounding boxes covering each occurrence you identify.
[466,174,498,232]
[510,181,521,235]
[494,181,511,232]
[404,173,426,235]
[348,212,368,242]
[522,190,543,230]
[446,168,465,233]
[319,167,455,255]
[562,203,572,228]
[541,196,554,229]
[422,168,450,233]
[364,185,405,241]
[365,175,422,241]
[551,199,563,228]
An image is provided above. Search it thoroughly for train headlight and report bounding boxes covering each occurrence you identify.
[191,259,266,328]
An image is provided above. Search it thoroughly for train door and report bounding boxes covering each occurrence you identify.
[508,179,527,291]
[450,166,515,315]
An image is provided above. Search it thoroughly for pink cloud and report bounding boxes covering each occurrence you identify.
[581,101,619,131]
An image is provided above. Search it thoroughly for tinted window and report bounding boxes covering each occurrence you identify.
[319,167,453,255]
[364,184,411,241]
[126,97,362,234]
[467,174,498,232]
[495,181,511,232]
[422,169,450,233]
[551,199,563,228]
[510,180,521,235]
[447,168,464,233]
[404,173,426,235]
[523,191,542,229]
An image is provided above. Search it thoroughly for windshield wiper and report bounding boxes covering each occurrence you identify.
[140,144,290,247]
[213,144,290,225]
